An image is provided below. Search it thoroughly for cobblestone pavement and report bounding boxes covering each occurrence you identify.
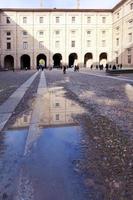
[0,70,36,105]
[0,69,133,200]
[45,69,133,136]
[45,69,133,200]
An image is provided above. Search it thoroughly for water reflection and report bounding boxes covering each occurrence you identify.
[11,87,85,129]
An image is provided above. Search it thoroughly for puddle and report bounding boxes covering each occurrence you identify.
[0,129,27,199]
[18,126,88,200]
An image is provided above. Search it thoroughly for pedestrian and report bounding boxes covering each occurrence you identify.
[63,65,66,74]
[120,64,122,69]
[12,66,15,72]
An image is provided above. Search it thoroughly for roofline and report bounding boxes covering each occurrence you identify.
[0,8,112,12]
[112,0,128,11]
[0,1,129,13]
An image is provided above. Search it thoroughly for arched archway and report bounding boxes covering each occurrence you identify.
[84,53,93,68]
[68,53,78,67]
[4,55,14,70]
[21,54,31,70]
[53,53,62,68]
[99,52,107,67]
[37,54,47,68]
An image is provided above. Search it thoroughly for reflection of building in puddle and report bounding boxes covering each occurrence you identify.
[11,111,32,129]
[11,88,85,128]
[40,88,85,126]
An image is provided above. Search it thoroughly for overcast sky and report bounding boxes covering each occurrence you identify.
[0,0,121,9]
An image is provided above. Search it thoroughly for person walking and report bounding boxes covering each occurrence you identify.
[63,65,66,74]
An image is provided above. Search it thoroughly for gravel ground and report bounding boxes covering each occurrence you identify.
[0,70,36,105]
[45,69,133,200]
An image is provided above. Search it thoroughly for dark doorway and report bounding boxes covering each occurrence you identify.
[53,53,62,68]
[4,55,14,70]
[84,53,93,68]
[99,52,107,66]
[68,53,78,67]
[37,54,47,68]
[21,54,31,70]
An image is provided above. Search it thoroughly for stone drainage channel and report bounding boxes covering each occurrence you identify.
[0,71,89,200]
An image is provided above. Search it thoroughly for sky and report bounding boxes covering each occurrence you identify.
[0,0,121,9]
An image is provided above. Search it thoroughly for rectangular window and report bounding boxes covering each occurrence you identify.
[56,17,60,23]
[128,33,132,42]
[87,16,91,23]
[55,30,60,35]
[23,31,28,36]
[39,17,44,23]
[117,12,119,19]
[102,40,106,47]
[116,38,119,46]
[7,32,11,36]
[7,42,11,49]
[55,41,60,48]
[87,40,91,47]
[87,30,91,35]
[39,31,44,36]
[102,17,106,23]
[39,41,44,49]
[23,42,28,49]
[128,55,131,64]
[6,17,10,24]
[127,48,131,54]
[71,40,75,47]
[71,30,75,35]
[72,16,75,23]
[55,103,60,107]
[56,114,59,120]
[102,30,106,36]
[23,17,27,24]
[7,37,11,40]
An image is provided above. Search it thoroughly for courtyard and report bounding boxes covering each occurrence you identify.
[0,68,133,200]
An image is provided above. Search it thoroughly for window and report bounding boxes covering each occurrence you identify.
[55,114,59,120]
[102,17,106,23]
[117,12,119,19]
[6,17,10,24]
[87,16,91,23]
[116,38,119,46]
[102,40,106,47]
[39,31,44,36]
[39,41,44,49]
[7,32,11,36]
[87,30,91,35]
[55,41,60,48]
[71,40,75,47]
[102,30,106,36]
[23,31,28,36]
[56,17,60,23]
[7,37,11,40]
[87,40,91,47]
[128,19,133,26]
[55,103,60,107]
[23,17,27,24]
[128,33,132,42]
[7,42,11,49]
[39,17,44,23]
[72,16,75,23]
[71,30,75,35]
[115,51,118,64]
[55,30,60,35]
[116,26,120,31]
[128,55,131,64]
[130,3,133,10]
[23,42,28,49]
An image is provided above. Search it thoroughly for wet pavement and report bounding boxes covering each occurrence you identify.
[0,69,133,200]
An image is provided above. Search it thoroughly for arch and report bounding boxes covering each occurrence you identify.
[99,52,107,67]
[68,53,78,67]
[21,54,31,70]
[84,53,93,68]
[37,54,47,68]
[53,53,62,68]
[4,55,14,70]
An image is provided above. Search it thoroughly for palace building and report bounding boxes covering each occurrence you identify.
[0,0,133,69]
